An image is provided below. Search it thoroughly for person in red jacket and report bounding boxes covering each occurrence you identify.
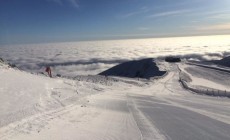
[45,66,52,77]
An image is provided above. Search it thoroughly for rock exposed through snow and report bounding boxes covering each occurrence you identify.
[99,58,166,79]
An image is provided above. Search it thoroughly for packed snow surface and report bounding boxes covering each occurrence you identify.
[179,63,230,91]
[1,59,230,140]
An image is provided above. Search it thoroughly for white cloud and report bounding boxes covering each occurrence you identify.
[207,13,230,20]
[147,10,190,18]
[68,0,79,8]
[120,7,149,18]
[48,0,79,8]
[48,0,63,5]
[191,21,200,23]
[0,35,230,77]
[138,27,149,31]
[189,10,230,21]
[196,22,230,31]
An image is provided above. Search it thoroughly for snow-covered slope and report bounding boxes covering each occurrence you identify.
[1,60,230,140]
[0,62,109,128]
[179,63,230,97]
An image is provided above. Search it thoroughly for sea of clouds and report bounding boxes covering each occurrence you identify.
[0,35,230,78]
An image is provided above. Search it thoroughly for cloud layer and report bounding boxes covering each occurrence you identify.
[0,35,230,78]
[196,22,230,31]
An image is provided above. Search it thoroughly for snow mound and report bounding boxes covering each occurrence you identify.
[99,58,166,79]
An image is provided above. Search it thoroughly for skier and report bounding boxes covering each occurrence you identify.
[45,66,52,78]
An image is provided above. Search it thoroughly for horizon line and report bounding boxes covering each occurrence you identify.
[1,33,230,46]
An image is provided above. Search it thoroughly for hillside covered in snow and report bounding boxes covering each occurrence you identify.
[1,58,230,140]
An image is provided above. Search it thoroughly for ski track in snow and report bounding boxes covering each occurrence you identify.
[1,62,230,140]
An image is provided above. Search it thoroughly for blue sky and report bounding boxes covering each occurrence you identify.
[0,0,230,44]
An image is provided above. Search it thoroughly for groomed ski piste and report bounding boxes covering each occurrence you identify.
[1,58,230,140]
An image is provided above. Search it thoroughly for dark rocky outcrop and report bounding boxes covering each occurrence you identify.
[212,56,230,67]
[165,57,181,63]
[99,58,166,79]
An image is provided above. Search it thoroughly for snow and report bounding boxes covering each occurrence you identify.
[179,63,230,91]
[1,58,230,140]
[179,62,230,97]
